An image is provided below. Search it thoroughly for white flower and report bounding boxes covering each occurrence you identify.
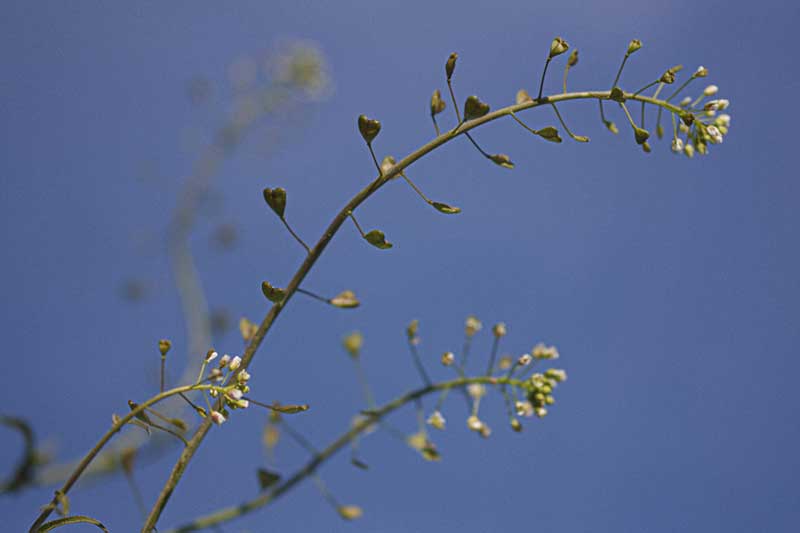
[465,315,482,337]
[707,125,723,144]
[716,114,731,128]
[467,383,486,399]
[237,370,251,383]
[492,322,507,337]
[703,84,718,96]
[679,96,692,107]
[671,138,684,153]
[441,351,455,366]
[427,410,446,430]
[466,415,484,432]
[518,353,532,366]
[515,400,534,417]
[210,410,227,425]
[228,356,242,371]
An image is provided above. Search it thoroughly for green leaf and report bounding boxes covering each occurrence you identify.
[535,126,563,143]
[431,201,461,214]
[257,467,281,490]
[38,516,110,532]
[489,153,515,169]
[364,229,393,250]
[261,281,285,303]
[262,187,287,218]
[357,115,381,144]
[463,95,490,121]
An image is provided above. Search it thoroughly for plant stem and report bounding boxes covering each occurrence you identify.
[29,384,217,532]
[139,89,684,532]
[165,376,526,532]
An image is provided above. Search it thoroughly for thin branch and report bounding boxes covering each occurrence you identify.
[139,88,686,533]
[280,217,311,254]
[165,375,527,533]
[29,384,219,532]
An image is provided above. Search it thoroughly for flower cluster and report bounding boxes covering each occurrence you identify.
[201,350,253,425]
[672,69,732,158]
[521,368,568,418]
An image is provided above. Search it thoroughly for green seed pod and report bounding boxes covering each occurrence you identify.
[549,37,569,59]
[261,281,285,303]
[430,89,446,116]
[463,95,490,121]
[262,187,287,218]
[364,229,393,249]
[489,153,515,169]
[357,114,381,144]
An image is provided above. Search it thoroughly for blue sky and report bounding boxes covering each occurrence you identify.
[2,1,799,532]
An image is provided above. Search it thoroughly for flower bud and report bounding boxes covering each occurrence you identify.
[158,339,172,356]
[492,322,507,337]
[679,96,692,107]
[441,351,455,366]
[671,138,684,153]
[445,53,458,81]
[684,143,695,158]
[510,418,523,432]
[694,66,709,78]
[634,126,650,145]
[210,410,227,425]
[626,39,642,55]
[567,48,579,67]
[427,410,446,430]
[228,356,242,371]
[219,354,231,367]
[465,315,482,336]
[205,349,218,363]
[330,290,360,309]
[703,85,719,96]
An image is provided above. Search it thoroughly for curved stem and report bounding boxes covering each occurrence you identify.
[29,384,217,532]
[166,375,526,532]
[140,88,684,532]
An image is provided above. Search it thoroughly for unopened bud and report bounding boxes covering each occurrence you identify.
[445,53,458,81]
[626,39,642,55]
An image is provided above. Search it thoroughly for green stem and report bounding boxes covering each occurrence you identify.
[281,217,311,254]
[165,376,527,532]
[29,384,218,532]
[140,88,684,532]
